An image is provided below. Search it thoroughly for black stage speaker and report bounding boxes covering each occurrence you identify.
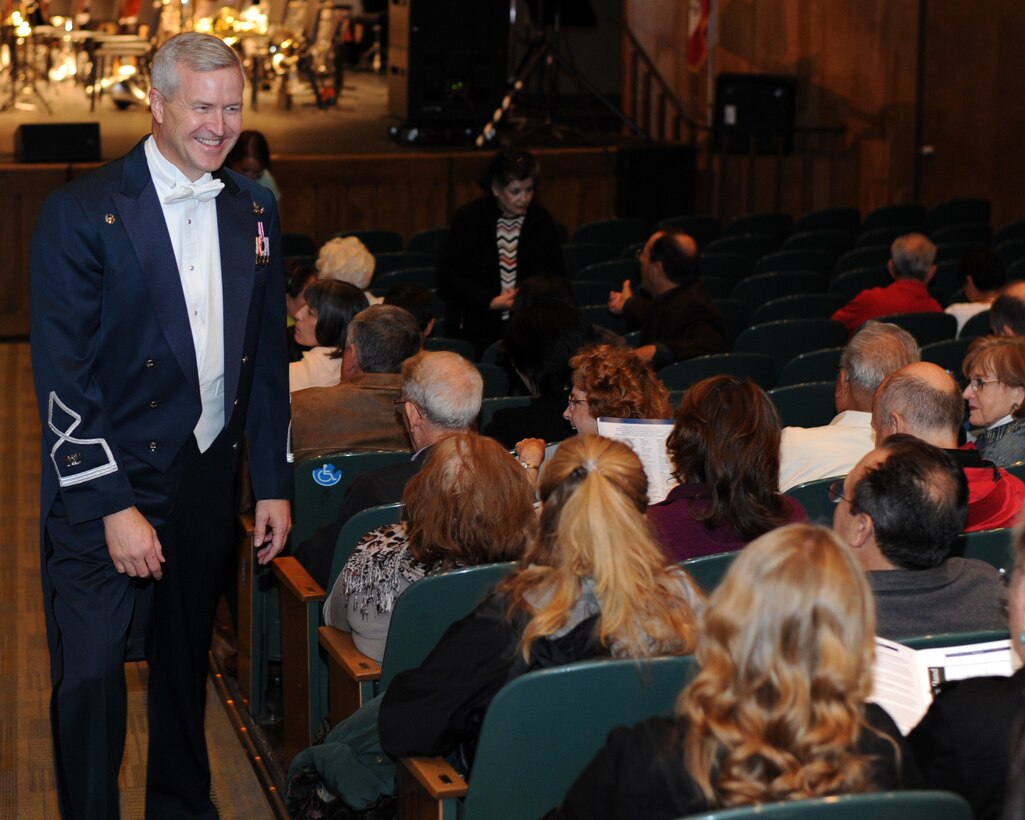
[617,143,696,226]
[15,123,101,163]
[713,73,796,155]
[388,0,508,126]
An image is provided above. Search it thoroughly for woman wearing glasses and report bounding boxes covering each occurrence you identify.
[962,336,1025,467]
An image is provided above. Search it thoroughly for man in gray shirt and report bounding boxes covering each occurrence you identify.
[831,433,1006,640]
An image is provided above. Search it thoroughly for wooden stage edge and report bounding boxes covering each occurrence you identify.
[1,145,628,337]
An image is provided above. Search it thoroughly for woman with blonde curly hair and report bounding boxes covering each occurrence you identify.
[286,435,704,817]
[553,523,917,819]
[516,343,671,479]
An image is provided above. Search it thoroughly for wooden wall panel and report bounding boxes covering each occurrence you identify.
[0,166,70,338]
[918,0,1025,227]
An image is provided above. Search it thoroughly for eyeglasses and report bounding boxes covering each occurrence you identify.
[566,397,587,407]
[828,480,855,506]
[966,377,1000,392]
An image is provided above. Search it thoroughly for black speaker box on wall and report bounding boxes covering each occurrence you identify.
[617,143,696,227]
[15,123,101,163]
[388,0,508,126]
[713,73,796,155]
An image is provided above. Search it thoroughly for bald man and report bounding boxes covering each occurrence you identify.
[607,229,727,368]
[832,233,943,335]
[872,361,1025,531]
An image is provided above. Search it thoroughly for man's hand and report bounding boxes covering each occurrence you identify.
[489,289,518,311]
[104,506,165,579]
[633,344,657,363]
[607,280,633,315]
[253,499,292,564]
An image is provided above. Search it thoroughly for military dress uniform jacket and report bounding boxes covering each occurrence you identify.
[30,138,292,528]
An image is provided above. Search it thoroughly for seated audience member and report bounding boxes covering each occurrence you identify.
[225,129,280,201]
[294,350,484,588]
[383,283,436,340]
[649,376,806,562]
[607,229,728,368]
[779,321,920,490]
[832,233,942,335]
[908,519,1025,820]
[945,248,1006,335]
[1005,713,1025,820]
[290,305,421,462]
[990,281,1025,336]
[316,235,380,303]
[482,302,598,448]
[286,435,704,817]
[436,148,567,357]
[831,434,1007,640]
[872,362,1025,530]
[285,261,317,362]
[516,343,672,476]
[324,435,535,662]
[514,273,622,346]
[963,336,1025,466]
[289,280,368,392]
[552,524,917,819]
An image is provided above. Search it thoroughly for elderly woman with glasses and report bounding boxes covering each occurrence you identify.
[962,335,1025,467]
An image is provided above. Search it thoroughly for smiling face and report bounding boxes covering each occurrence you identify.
[963,368,1025,428]
[150,65,244,181]
[563,385,597,436]
[492,177,535,218]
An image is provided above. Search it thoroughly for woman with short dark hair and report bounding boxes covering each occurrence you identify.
[650,375,805,561]
[437,148,567,356]
[289,279,369,391]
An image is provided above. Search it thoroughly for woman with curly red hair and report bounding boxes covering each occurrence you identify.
[552,523,918,819]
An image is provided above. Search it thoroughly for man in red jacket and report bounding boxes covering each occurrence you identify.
[833,233,942,335]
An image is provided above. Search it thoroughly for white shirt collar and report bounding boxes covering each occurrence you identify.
[144,135,217,198]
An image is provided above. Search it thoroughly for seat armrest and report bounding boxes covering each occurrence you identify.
[399,754,469,799]
[319,625,381,681]
[272,555,326,603]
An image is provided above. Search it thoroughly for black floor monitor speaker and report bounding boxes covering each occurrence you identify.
[15,123,101,163]
[713,73,796,155]
[617,143,696,226]
[388,0,509,126]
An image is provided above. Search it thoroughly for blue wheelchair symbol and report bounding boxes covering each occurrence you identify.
[312,463,342,487]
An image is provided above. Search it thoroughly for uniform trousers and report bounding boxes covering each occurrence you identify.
[43,432,236,819]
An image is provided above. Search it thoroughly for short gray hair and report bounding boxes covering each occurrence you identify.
[346,305,421,374]
[151,33,243,98]
[402,351,483,429]
[891,233,937,281]
[841,321,920,404]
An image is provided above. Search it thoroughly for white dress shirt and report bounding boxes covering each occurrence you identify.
[144,136,225,452]
[779,410,876,491]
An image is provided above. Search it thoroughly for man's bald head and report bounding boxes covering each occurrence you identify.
[645,229,698,286]
[872,361,964,447]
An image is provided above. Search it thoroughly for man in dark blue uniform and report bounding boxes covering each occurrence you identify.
[30,32,292,819]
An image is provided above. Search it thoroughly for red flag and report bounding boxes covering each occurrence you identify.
[687,0,710,73]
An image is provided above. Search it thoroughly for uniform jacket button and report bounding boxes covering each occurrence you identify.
[241,355,249,364]
[149,400,159,408]
[144,359,155,368]
[148,441,158,451]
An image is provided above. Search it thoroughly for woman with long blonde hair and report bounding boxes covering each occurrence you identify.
[554,524,917,819]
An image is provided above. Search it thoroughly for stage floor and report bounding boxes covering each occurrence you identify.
[0,66,626,162]
[0,69,421,161]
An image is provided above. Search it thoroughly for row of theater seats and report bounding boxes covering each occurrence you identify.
[263,459,1018,817]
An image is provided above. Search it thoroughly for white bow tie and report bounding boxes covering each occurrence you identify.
[163,178,224,204]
